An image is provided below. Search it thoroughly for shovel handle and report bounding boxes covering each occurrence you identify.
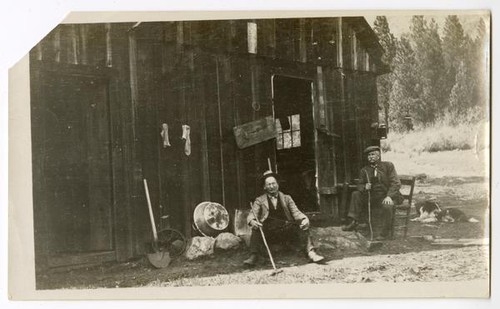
[144,179,159,242]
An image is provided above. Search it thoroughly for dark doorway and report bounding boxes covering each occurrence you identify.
[39,73,114,260]
[272,75,319,212]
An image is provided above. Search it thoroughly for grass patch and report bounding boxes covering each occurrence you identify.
[382,122,480,154]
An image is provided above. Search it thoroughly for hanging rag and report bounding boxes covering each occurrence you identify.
[160,123,171,148]
[181,124,191,156]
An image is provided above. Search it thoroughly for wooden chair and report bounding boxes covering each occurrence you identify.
[390,175,416,239]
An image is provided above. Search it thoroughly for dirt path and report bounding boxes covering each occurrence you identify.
[36,150,490,289]
[147,246,489,287]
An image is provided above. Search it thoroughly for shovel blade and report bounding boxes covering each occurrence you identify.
[147,251,171,268]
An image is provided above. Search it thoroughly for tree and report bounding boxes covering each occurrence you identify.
[388,35,420,131]
[373,16,397,128]
[442,15,467,102]
[409,16,447,125]
[471,17,489,119]
[448,61,474,124]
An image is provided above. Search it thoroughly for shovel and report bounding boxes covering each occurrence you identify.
[144,179,171,268]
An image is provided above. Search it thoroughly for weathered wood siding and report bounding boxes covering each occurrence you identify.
[30,17,386,268]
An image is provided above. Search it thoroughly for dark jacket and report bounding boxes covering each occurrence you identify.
[357,161,402,200]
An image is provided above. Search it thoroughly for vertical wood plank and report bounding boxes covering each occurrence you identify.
[110,23,136,260]
[80,24,88,65]
[105,23,112,67]
[30,63,50,271]
[54,27,61,63]
[352,30,357,70]
[336,18,343,68]
[70,24,79,65]
[337,18,350,182]
[35,42,43,61]
[299,19,307,63]
[215,56,227,207]
[177,21,184,54]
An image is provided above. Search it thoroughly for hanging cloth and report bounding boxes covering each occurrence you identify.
[160,123,171,148]
[181,124,191,156]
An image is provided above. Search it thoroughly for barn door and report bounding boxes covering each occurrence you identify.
[41,72,114,255]
[272,75,319,212]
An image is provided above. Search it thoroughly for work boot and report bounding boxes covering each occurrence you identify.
[307,250,325,263]
[341,219,358,232]
[243,254,259,267]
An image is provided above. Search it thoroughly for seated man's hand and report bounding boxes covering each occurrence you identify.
[249,219,263,230]
[382,196,394,205]
[299,217,310,230]
[365,183,372,191]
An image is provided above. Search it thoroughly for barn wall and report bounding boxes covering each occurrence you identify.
[30,18,386,268]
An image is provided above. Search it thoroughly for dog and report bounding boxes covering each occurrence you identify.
[438,208,479,223]
[411,200,478,223]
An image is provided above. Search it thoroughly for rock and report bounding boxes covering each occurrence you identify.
[185,236,215,260]
[214,232,242,250]
[311,227,368,251]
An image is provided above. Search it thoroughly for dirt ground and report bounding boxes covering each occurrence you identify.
[36,150,490,289]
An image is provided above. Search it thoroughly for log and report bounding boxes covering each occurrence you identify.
[431,238,489,246]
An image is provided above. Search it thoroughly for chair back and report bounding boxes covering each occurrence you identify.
[399,175,416,206]
[391,175,416,239]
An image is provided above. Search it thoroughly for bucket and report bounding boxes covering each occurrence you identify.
[193,202,230,237]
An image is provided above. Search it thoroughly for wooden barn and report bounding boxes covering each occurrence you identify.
[29,17,388,270]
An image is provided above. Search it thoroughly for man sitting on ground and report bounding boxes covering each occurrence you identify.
[342,146,403,240]
[243,170,324,266]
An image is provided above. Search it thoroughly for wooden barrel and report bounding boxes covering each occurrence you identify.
[193,202,230,237]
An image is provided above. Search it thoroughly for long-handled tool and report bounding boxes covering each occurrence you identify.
[364,170,383,251]
[250,202,283,276]
[144,179,172,268]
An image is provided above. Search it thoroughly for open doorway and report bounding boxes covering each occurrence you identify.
[272,75,319,213]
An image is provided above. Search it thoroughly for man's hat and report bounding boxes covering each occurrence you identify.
[260,170,280,186]
[363,145,381,154]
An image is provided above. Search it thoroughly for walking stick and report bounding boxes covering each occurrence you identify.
[249,202,283,275]
[364,170,382,251]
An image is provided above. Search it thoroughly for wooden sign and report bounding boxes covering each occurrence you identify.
[233,116,277,149]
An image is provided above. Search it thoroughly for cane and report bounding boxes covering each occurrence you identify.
[249,202,283,275]
[364,170,382,250]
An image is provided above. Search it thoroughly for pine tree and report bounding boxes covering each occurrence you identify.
[471,17,489,119]
[442,15,467,104]
[410,16,447,125]
[449,61,474,124]
[388,35,420,131]
[373,16,397,128]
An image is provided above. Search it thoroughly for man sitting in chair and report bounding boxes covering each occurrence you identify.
[243,170,325,266]
[342,146,404,240]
